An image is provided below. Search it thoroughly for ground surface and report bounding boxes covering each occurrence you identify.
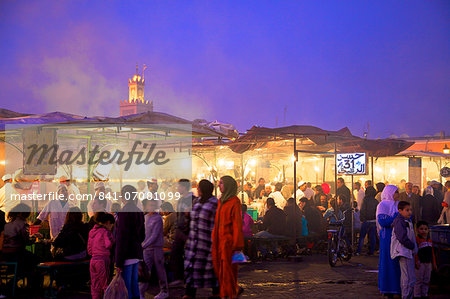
[145,254,448,299]
[12,254,450,298]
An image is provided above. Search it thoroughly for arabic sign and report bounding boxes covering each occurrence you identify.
[336,153,367,175]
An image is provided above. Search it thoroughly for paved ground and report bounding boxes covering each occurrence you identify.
[153,254,382,299]
[12,254,450,298]
[147,254,449,299]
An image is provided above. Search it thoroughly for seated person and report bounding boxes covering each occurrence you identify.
[323,198,343,224]
[269,183,286,209]
[255,197,287,238]
[283,197,302,239]
[299,197,325,235]
[318,194,328,211]
[242,204,255,238]
[53,206,90,260]
[160,202,176,248]
[2,203,40,287]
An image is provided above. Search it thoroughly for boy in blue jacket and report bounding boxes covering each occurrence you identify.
[391,201,417,299]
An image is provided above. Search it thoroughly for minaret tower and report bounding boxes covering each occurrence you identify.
[120,64,153,116]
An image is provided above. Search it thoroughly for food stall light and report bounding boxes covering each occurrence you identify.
[314,166,320,172]
[375,167,382,172]
[0,160,5,165]
[251,171,255,176]
[218,159,225,166]
[390,168,396,175]
[291,155,296,162]
[225,161,234,170]
[248,159,257,167]
[443,144,450,154]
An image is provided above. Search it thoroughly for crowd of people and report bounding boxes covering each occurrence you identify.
[0,175,245,299]
[0,172,449,299]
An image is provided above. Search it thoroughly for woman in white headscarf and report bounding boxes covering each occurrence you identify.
[376,185,401,297]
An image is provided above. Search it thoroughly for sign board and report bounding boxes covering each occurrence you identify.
[23,127,58,175]
[336,153,367,175]
[441,167,450,178]
[408,157,422,187]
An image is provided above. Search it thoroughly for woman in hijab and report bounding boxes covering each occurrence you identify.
[211,176,244,299]
[184,180,220,299]
[376,185,401,297]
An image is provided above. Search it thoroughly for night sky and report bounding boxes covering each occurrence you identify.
[0,1,449,138]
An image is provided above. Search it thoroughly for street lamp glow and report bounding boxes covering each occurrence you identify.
[444,144,449,154]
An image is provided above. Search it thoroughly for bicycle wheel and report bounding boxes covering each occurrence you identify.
[341,239,352,261]
[328,238,338,267]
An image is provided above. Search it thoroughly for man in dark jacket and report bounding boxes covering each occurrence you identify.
[357,186,379,255]
[115,185,145,299]
[255,197,287,257]
[399,182,421,223]
[336,178,351,205]
[169,179,194,287]
[299,197,325,235]
[283,197,302,239]
[253,178,266,199]
[421,186,441,225]
[256,197,287,237]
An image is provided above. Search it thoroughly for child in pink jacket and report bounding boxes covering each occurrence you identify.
[87,212,115,299]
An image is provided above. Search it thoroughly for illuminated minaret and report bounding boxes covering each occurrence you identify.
[120,64,153,116]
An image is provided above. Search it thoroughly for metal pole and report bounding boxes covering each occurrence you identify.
[293,138,297,248]
[214,148,217,197]
[323,157,326,183]
[294,138,297,203]
[334,143,337,195]
[241,154,244,203]
[371,156,374,184]
[351,174,354,251]
[87,137,92,195]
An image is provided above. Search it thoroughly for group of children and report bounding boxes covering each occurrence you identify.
[87,197,168,299]
[392,201,436,299]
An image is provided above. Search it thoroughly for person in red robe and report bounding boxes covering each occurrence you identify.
[212,176,244,299]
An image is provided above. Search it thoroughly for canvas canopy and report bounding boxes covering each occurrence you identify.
[0,110,237,139]
[228,125,414,157]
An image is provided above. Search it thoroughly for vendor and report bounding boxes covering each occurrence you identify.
[294,181,307,200]
[253,178,266,199]
[34,184,74,239]
[0,174,12,212]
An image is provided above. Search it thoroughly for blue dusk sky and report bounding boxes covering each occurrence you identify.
[0,1,449,138]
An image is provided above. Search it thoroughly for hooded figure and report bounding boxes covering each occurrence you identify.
[211,176,244,299]
[376,185,401,295]
[421,186,441,225]
[184,180,219,298]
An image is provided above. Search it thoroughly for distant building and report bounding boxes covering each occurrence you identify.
[120,65,153,116]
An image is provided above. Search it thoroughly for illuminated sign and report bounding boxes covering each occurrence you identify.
[336,153,367,175]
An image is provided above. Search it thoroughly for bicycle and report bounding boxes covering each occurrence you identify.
[326,208,353,267]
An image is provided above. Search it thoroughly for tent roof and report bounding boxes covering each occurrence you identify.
[228,125,414,157]
[397,150,450,158]
[0,110,236,139]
